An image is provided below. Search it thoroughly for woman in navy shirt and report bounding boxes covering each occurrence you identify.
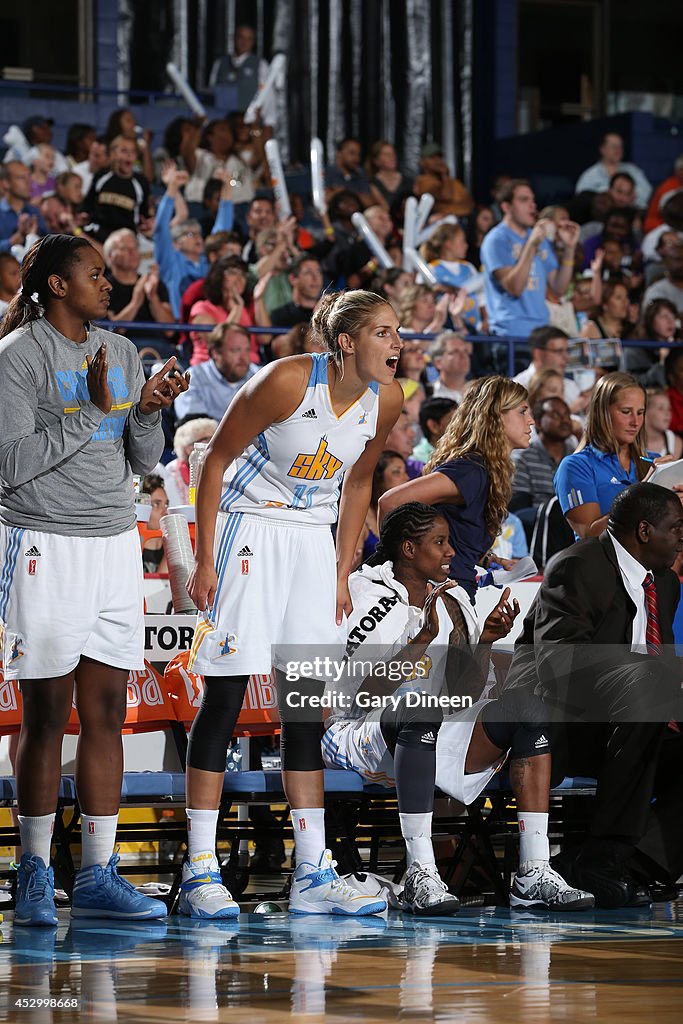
[555,372,652,539]
[378,377,533,600]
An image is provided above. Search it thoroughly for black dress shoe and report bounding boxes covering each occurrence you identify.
[649,882,683,903]
[623,885,652,908]
[572,858,651,909]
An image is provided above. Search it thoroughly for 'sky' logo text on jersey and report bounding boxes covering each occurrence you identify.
[288,437,343,481]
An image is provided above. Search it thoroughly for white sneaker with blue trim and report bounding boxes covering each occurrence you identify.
[178,852,240,919]
[289,850,387,916]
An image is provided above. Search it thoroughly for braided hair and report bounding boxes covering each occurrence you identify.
[367,501,443,567]
[0,234,94,339]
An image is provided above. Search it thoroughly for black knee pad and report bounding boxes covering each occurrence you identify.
[281,721,324,772]
[480,692,550,759]
[380,694,444,755]
[187,675,248,773]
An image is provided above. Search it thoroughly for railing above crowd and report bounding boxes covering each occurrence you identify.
[94,319,683,380]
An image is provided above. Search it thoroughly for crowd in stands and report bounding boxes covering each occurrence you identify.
[2,103,683,570]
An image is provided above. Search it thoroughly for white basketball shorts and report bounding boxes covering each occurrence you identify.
[322,711,397,787]
[0,524,144,680]
[323,699,503,803]
[189,512,345,677]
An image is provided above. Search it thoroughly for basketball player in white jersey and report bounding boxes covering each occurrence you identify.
[183,289,404,917]
[323,502,595,913]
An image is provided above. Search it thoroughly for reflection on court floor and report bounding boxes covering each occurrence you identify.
[1,904,682,1022]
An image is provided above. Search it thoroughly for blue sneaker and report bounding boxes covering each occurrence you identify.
[289,850,387,916]
[15,855,58,927]
[71,853,167,920]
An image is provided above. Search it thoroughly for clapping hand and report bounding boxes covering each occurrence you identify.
[86,343,112,414]
[556,219,581,249]
[419,580,457,641]
[138,356,190,414]
[448,287,468,321]
[480,587,520,643]
[161,160,189,192]
[143,267,160,300]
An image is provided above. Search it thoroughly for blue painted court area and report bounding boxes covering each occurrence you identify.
[1,905,682,1021]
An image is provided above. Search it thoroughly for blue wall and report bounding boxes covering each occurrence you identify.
[472,0,683,204]
[0,0,235,154]
[490,112,683,206]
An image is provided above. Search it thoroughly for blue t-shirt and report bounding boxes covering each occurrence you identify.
[555,444,651,534]
[481,221,558,336]
[433,456,492,601]
[430,259,482,332]
[491,512,529,561]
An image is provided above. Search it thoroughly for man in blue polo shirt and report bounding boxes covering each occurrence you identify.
[481,179,579,338]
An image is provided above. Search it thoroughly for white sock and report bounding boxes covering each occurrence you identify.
[18,813,55,866]
[518,811,550,871]
[80,814,118,869]
[186,807,219,864]
[290,808,326,866]
[400,812,435,868]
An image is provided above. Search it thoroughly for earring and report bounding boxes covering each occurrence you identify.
[338,348,345,383]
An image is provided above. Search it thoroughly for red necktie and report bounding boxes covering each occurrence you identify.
[642,575,663,656]
[643,574,680,731]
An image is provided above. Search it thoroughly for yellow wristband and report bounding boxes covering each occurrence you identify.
[324,226,334,238]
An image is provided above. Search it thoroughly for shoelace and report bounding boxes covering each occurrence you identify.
[103,856,140,895]
[329,876,360,899]
[411,865,448,896]
[189,870,232,902]
[307,858,357,899]
[25,864,53,902]
[541,865,585,895]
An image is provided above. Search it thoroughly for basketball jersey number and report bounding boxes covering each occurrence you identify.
[291,484,320,509]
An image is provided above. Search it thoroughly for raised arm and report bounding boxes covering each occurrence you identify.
[546,220,580,299]
[209,169,234,233]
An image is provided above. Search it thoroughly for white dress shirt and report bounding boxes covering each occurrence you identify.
[608,531,650,651]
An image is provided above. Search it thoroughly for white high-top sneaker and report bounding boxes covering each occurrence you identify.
[178,851,240,919]
[289,850,387,916]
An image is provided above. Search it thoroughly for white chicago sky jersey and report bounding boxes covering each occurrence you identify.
[220,353,380,525]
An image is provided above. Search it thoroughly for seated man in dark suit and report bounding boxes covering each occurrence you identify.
[504,482,683,907]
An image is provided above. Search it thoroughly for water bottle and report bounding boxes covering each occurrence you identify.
[188,443,208,505]
[226,745,243,772]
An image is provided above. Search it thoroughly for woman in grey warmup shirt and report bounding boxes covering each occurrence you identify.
[0,234,188,926]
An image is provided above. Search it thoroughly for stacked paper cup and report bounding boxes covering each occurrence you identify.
[161,514,196,613]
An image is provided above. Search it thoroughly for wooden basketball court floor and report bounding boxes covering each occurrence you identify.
[1,899,682,1023]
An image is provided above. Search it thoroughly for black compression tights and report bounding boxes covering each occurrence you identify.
[186,675,249,773]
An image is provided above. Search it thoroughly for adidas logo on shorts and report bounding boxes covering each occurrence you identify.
[535,734,549,748]
[421,731,436,745]
[24,546,41,557]
[237,546,253,557]
[302,408,318,419]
